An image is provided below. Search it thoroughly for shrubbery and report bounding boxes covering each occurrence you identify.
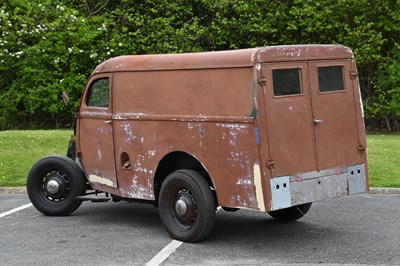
[0,0,399,132]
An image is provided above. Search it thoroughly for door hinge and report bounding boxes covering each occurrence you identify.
[258,76,267,85]
[350,69,358,80]
[266,158,275,170]
[357,144,366,153]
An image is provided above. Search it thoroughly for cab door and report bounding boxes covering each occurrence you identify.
[309,61,362,169]
[78,74,118,189]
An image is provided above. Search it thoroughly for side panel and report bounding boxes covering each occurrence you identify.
[112,120,261,209]
[111,68,265,210]
[112,68,254,117]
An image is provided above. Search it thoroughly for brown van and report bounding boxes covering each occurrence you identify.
[27,45,368,242]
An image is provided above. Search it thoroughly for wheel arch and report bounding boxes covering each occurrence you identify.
[153,151,217,205]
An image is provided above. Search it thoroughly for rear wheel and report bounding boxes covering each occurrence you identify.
[159,169,215,242]
[27,155,86,216]
[268,203,312,222]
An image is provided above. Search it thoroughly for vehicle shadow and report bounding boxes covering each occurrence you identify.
[208,208,343,247]
[72,201,163,229]
[71,201,337,244]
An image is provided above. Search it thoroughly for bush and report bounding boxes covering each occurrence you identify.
[0,0,399,131]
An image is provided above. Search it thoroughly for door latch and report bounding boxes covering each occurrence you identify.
[104,120,112,124]
[313,118,324,125]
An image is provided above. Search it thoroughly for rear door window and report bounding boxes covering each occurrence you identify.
[318,66,345,92]
[272,68,302,96]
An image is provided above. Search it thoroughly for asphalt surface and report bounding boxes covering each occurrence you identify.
[0,193,399,265]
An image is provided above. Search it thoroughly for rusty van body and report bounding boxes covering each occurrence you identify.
[27,45,369,242]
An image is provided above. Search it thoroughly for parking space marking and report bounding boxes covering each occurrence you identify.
[146,240,183,266]
[0,203,32,218]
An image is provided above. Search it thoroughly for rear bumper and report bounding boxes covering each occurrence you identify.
[270,163,367,211]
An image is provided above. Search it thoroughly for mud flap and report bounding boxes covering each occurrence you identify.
[270,176,291,211]
[348,164,366,195]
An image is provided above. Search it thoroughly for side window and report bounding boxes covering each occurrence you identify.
[86,78,110,107]
[318,66,345,92]
[272,68,302,96]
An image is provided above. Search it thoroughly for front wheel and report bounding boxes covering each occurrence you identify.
[268,203,312,222]
[159,169,216,242]
[27,155,86,216]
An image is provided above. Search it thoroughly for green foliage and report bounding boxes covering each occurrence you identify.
[366,47,400,132]
[0,0,399,131]
[0,0,117,129]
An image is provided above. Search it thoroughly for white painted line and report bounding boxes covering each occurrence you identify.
[146,240,183,266]
[0,203,33,218]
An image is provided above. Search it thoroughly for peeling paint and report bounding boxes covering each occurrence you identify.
[216,123,247,129]
[121,123,134,141]
[89,174,116,187]
[148,149,156,156]
[114,115,127,120]
[227,151,249,170]
[128,177,152,199]
[217,124,248,146]
[253,164,265,212]
[236,178,253,186]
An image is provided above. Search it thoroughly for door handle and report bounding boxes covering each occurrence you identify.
[313,118,323,125]
[104,120,112,124]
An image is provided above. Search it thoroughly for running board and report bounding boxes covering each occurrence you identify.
[76,195,111,202]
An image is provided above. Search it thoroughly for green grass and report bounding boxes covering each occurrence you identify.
[367,134,400,188]
[0,131,399,188]
[0,130,72,187]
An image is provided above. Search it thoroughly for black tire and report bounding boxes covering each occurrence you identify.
[159,169,216,242]
[268,203,312,222]
[27,155,86,216]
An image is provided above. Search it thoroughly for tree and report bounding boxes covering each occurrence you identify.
[0,0,399,131]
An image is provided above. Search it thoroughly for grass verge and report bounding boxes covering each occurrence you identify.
[0,131,399,188]
[366,134,400,188]
[0,130,72,187]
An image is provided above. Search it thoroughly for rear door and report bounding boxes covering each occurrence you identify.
[262,60,362,176]
[309,61,361,169]
[262,63,317,176]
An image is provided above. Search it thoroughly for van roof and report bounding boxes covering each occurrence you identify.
[92,44,354,75]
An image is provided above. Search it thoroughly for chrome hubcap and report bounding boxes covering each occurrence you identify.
[46,179,60,194]
[175,199,188,216]
[173,190,196,225]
